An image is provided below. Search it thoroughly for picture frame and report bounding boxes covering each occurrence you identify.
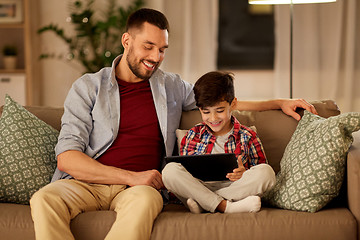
[0,0,22,23]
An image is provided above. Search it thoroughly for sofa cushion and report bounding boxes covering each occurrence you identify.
[0,95,59,204]
[0,203,35,240]
[151,205,356,240]
[263,111,360,212]
[70,210,116,240]
[0,203,356,240]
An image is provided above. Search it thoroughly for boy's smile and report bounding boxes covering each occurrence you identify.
[199,100,236,136]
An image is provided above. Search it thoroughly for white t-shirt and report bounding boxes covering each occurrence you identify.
[211,127,234,154]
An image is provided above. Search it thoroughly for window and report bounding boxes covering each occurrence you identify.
[217,0,275,69]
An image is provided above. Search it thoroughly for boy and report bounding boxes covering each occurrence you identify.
[162,71,276,213]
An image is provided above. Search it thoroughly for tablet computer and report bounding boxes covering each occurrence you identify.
[164,153,238,181]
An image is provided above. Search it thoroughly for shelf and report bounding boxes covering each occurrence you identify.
[0,69,26,74]
[0,23,25,29]
[0,0,40,105]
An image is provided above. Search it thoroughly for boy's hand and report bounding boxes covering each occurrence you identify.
[226,166,246,182]
[227,156,246,182]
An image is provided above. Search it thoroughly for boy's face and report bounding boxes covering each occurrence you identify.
[199,99,236,136]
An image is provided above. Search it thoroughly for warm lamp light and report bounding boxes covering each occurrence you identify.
[249,0,336,4]
[249,0,336,98]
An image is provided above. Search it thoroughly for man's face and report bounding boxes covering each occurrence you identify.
[199,100,235,137]
[125,22,169,80]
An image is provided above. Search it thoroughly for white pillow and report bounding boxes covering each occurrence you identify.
[175,129,189,155]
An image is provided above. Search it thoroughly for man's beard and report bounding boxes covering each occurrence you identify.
[126,46,159,80]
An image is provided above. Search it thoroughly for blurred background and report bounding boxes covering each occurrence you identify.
[0,0,359,112]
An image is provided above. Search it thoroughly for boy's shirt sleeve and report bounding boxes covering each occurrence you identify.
[180,124,211,156]
[247,133,267,167]
[235,126,267,169]
[180,128,198,156]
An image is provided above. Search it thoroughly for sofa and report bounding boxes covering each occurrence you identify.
[0,100,360,240]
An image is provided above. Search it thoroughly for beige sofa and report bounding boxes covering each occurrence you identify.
[1,100,359,240]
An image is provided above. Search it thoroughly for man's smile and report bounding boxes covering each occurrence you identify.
[142,60,156,70]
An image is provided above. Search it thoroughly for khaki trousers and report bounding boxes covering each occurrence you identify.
[162,163,276,212]
[30,179,163,240]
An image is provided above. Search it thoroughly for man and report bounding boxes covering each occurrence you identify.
[30,8,317,240]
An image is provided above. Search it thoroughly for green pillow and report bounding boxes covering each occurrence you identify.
[263,111,360,212]
[0,95,59,204]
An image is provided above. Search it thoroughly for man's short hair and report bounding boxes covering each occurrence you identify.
[126,8,169,32]
[194,71,235,109]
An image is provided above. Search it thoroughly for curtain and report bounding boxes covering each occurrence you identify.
[148,0,218,84]
[274,0,360,112]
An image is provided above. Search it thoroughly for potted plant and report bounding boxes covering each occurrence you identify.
[38,0,144,73]
[2,45,18,70]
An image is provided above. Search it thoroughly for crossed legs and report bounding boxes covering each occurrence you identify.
[162,162,276,213]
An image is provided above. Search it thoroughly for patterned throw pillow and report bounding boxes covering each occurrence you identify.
[0,95,59,204]
[263,111,360,212]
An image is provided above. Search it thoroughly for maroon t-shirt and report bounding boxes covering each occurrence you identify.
[97,78,163,172]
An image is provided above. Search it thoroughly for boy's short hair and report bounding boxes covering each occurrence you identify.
[194,71,235,109]
[126,8,169,32]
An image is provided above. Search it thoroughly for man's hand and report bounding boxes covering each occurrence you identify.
[127,169,164,190]
[234,98,318,121]
[58,151,164,189]
[280,98,318,121]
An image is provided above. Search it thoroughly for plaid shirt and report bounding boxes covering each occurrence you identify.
[180,116,267,169]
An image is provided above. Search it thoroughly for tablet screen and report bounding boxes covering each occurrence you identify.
[164,153,238,181]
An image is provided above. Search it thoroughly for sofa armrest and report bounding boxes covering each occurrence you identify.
[347,130,360,239]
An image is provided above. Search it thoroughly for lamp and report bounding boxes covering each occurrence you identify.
[249,0,336,98]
